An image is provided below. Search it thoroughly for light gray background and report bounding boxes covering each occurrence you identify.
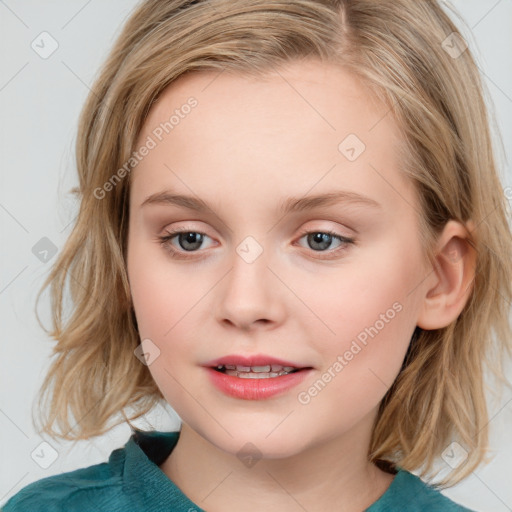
[1,1,511,510]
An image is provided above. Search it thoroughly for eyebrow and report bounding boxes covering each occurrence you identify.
[140,189,381,215]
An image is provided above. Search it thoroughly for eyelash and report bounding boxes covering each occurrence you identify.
[157,228,355,260]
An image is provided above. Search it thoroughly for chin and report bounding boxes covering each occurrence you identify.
[196,423,312,461]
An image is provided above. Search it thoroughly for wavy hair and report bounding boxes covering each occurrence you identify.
[34,0,512,487]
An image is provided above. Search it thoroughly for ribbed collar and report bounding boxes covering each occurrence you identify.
[122,429,446,511]
[123,429,205,511]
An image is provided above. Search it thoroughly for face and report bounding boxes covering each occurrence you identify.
[126,59,430,459]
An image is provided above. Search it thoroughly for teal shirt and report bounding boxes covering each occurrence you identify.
[2,430,474,511]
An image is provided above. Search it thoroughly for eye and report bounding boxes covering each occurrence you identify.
[158,229,214,259]
[295,229,355,259]
[157,228,355,260]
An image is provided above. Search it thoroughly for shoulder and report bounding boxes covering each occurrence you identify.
[2,430,183,512]
[367,469,475,511]
[1,448,126,512]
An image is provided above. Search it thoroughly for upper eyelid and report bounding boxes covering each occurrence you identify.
[160,225,353,239]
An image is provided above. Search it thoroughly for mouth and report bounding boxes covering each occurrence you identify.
[204,359,314,400]
[211,363,307,379]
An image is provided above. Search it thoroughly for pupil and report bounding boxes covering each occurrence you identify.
[180,232,203,251]
[309,232,331,251]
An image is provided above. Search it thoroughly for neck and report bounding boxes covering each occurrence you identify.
[159,411,396,511]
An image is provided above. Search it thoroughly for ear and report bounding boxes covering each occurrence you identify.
[417,219,477,330]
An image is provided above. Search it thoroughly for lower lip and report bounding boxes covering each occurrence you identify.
[204,367,313,400]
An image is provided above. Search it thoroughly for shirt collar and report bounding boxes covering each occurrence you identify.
[123,428,206,511]
[123,429,412,511]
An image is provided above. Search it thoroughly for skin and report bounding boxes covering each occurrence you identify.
[126,59,476,512]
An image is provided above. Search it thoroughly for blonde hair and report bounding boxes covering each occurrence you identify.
[34,0,512,488]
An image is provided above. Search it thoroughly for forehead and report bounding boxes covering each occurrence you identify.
[141,59,392,139]
[131,59,413,215]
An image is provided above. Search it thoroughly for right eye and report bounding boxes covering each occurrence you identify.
[158,229,215,258]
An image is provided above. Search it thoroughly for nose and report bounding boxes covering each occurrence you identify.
[215,242,286,332]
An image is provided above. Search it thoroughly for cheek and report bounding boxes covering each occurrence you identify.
[127,244,202,406]
[127,239,200,338]
[293,271,416,428]
[296,239,420,381]
[127,241,216,388]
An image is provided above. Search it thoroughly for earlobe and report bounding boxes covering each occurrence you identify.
[417,220,477,330]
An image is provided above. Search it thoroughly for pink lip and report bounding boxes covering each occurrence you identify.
[202,354,310,369]
[204,367,313,400]
[201,354,314,400]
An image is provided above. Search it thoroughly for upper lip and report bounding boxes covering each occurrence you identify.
[203,354,312,369]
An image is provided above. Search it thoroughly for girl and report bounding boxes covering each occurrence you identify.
[3,0,511,510]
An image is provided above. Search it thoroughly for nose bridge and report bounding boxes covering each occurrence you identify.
[218,234,284,328]
[229,234,272,301]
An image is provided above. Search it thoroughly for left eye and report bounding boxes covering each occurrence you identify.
[157,229,354,258]
[296,230,354,253]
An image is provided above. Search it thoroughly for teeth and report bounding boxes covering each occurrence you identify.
[252,365,271,372]
[224,369,292,378]
[232,364,296,371]
[214,363,301,378]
